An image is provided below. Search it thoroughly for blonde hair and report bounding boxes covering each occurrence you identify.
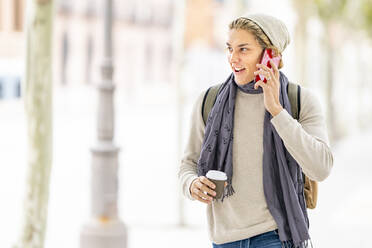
[229,17,284,69]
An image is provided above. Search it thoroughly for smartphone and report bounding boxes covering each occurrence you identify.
[255,48,281,83]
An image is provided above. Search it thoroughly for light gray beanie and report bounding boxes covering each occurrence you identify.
[239,13,290,53]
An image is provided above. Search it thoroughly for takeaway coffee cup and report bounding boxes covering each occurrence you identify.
[206,170,227,201]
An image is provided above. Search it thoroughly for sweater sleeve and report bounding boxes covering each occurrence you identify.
[177,90,207,201]
[270,87,334,182]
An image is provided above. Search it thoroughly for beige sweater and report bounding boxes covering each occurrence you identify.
[178,85,334,245]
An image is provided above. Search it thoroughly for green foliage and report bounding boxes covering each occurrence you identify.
[361,0,372,36]
[313,0,349,21]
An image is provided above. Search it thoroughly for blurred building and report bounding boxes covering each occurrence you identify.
[0,0,232,98]
[0,0,24,54]
[54,0,174,90]
[0,0,24,99]
[181,0,236,97]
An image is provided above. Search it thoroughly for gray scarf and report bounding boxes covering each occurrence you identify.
[197,71,312,248]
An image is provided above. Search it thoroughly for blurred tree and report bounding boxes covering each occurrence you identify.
[361,0,372,37]
[312,0,348,143]
[14,0,54,248]
[293,0,372,139]
[357,0,372,130]
[291,0,313,87]
[235,0,249,16]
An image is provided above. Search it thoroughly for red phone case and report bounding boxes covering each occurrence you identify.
[255,49,281,83]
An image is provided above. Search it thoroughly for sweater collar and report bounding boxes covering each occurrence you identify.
[233,76,263,94]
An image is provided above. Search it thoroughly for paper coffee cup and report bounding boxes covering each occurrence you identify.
[206,170,227,201]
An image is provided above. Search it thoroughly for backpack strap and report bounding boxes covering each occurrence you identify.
[202,83,223,125]
[287,81,301,120]
[287,83,317,208]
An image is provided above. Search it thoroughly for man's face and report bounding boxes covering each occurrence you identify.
[226,29,263,85]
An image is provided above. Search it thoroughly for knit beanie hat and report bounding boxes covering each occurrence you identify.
[239,13,290,53]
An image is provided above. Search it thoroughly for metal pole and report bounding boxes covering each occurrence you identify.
[80,0,127,247]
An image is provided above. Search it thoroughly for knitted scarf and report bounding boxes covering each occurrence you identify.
[197,71,312,248]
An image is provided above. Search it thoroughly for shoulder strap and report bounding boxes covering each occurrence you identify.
[202,83,223,125]
[287,81,301,120]
[288,82,312,204]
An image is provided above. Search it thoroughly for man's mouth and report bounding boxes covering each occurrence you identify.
[233,67,246,73]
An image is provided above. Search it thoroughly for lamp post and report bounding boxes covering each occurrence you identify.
[80,0,127,247]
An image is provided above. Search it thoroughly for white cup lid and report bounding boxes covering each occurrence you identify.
[206,170,227,180]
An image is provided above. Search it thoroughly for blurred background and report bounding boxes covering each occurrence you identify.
[0,0,372,247]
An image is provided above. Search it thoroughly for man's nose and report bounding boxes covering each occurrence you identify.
[229,51,239,63]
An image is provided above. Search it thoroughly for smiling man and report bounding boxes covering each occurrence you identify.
[178,13,334,248]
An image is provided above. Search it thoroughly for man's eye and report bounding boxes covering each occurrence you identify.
[227,47,233,52]
[241,48,248,52]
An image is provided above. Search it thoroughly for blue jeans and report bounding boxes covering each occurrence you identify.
[212,229,283,248]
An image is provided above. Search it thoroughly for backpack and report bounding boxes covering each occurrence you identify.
[201,82,318,209]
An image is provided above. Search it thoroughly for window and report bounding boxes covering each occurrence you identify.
[61,31,69,85]
[58,0,73,15]
[15,78,21,98]
[145,41,153,81]
[164,44,172,83]
[86,35,93,84]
